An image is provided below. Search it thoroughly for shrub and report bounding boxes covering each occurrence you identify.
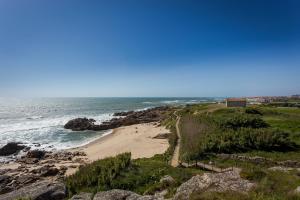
[218,114,268,129]
[66,152,131,197]
[245,107,262,115]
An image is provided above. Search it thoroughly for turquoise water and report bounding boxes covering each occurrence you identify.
[0,97,221,150]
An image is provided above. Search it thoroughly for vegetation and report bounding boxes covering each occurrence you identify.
[66,152,131,196]
[66,153,204,198]
[65,103,300,200]
[179,109,295,161]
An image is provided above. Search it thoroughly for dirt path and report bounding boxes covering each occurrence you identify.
[171,111,181,167]
[170,106,233,173]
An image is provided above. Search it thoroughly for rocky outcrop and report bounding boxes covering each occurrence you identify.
[0,175,13,194]
[64,118,97,131]
[0,180,66,200]
[93,189,161,200]
[27,149,46,159]
[113,111,135,116]
[0,142,26,156]
[65,107,170,131]
[173,169,255,200]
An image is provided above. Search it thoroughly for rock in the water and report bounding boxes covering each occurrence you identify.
[93,189,161,200]
[64,118,96,131]
[70,192,93,200]
[0,142,26,156]
[173,169,255,200]
[113,111,135,116]
[65,107,171,132]
[0,180,66,200]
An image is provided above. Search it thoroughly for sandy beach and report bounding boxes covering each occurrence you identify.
[72,122,170,161]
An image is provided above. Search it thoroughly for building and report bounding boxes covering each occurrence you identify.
[226,98,247,107]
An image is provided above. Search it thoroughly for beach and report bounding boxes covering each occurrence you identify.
[72,122,170,161]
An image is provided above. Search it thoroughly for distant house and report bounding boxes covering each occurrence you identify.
[226,98,247,107]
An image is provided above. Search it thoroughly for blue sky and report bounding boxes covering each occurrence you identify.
[0,0,299,97]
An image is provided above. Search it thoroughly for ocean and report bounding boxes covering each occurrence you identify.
[0,97,221,151]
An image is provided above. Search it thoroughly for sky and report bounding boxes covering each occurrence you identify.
[0,0,299,97]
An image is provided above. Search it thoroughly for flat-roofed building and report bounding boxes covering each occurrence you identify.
[226,98,247,107]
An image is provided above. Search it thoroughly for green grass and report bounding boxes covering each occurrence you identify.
[65,153,204,198]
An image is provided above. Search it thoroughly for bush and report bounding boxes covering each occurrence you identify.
[200,128,295,154]
[245,107,262,115]
[66,152,131,197]
[218,114,268,130]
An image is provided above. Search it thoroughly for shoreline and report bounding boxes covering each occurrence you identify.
[71,122,170,161]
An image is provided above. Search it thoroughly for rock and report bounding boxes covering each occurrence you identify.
[16,174,38,185]
[0,142,26,156]
[0,175,12,194]
[295,186,300,194]
[70,192,93,200]
[0,180,66,200]
[64,118,96,131]
[40,165,59,177]
[93,189,161,200]
[27,150,46,159]
[173,169,255,200]
[65,107,171,132]
[113,111,135,116]
[153,133,169,139]
[160,175,175,186]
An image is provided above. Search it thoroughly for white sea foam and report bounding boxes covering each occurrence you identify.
[0,113,115,150]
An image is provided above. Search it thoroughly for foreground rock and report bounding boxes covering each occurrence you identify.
[93,189,161,200]
[65,106,171,131]
[70,192,93,200]
[0,142,26,156]
[0,180,66,200]
[173,169,255,200]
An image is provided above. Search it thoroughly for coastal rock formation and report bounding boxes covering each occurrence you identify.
[173,169,255,200]
[113,111,135,116]
[64,106,171,131]
[0,180,66,200]
[0,142,26,156]
[64,118,97,131]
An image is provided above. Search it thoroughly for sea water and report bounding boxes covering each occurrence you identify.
[0,97,221,151]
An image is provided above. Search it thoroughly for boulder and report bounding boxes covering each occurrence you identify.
[0,142,26,156]
[173,169,255,200]
[0,180,66,200]
[27,150,46,159]
[70,192,93,200]
[64,118,96,131]
[159,175,175,186]
[38,165,59,177]
[65,107,171,132]
[93,189,161,200]
[0,175,12,194]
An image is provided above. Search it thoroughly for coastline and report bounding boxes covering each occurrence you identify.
[71,122,170,161]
